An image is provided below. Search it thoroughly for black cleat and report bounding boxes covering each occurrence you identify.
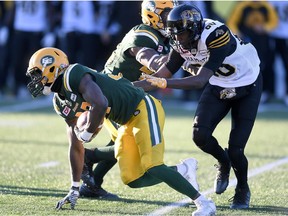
[230,186,251,209]
[214,149,231,194]
[79,183,119,199]
[81,160,95,188]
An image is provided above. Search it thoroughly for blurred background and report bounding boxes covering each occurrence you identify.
[0,1,287,108]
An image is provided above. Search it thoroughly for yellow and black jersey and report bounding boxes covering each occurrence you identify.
[167,19,260,88]
[206,25,231,49]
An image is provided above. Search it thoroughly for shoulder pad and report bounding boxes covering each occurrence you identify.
[132,24,160,46]
[204,23,231,49]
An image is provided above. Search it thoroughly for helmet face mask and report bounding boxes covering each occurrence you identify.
[26,47,69,98]
[141,0,176,37]
[26,67,46,97]
[166,4,203,50]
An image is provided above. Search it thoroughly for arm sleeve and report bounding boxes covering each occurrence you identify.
[164,49,185,75]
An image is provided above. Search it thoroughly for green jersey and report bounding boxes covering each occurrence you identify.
[53,64,145,125]
[104,24,170,81]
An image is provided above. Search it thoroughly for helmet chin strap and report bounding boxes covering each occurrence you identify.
[42,86,52,96]
[42,67,61,96]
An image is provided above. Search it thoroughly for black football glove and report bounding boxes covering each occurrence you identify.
[55,186,79,210]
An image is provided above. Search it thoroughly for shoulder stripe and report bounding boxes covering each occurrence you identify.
[63,65,77,92]
[52,94,62,116]
[208,31,230,48]
[133,29,159,46]
[209,36,230,48]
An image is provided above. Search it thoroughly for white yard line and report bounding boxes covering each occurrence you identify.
[37,161,60,168]
[0,97,52,113]
[148,157,288,216]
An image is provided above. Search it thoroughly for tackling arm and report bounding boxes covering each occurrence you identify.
[144,64,213,90]
[132,47,168,73]
[165,66,213,90]
[132,47,174,91]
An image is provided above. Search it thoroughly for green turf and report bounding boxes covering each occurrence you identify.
[0,104,287,215]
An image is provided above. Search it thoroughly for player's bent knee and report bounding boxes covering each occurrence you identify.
[192,126,211,147]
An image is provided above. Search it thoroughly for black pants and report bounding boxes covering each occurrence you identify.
[193,73,262,149]
[192,74,262,187]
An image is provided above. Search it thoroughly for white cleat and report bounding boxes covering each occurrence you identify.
[178,158,199,191]
[192,195,216,216]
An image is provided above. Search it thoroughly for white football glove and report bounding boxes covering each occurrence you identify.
[74,126,94,143]
[55,186,79,210]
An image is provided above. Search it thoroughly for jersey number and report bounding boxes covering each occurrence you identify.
[205,22,216,30]
[215,64,236,77]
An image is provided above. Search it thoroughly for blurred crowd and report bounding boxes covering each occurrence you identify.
[0,1,287,106]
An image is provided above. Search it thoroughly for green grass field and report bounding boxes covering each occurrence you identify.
[0,101,287,216]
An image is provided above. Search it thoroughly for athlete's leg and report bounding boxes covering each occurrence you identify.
[192,84,230,164]
[130,95,199,199]
[228,73,262,188]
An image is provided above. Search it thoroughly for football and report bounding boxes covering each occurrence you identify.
[77,111,89,130]
[76,111,103,137]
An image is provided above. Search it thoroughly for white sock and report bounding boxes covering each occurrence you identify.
[194,194,206,202]
[176,163,187,175]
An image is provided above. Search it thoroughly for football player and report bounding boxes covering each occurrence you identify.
[83,0,203,203]
[104,0,172,80]
[26,47,216,215]
[138,4,262,210]
[53,94,118,200]
[81,0,174,195]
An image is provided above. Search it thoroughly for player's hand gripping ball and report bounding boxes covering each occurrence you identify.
[74,111,103,143]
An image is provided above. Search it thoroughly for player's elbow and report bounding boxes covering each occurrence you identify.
[98,98,108,114]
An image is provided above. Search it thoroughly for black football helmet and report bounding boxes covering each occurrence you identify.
[166,4,203,50]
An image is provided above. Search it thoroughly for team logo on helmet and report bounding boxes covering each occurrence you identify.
[145,1,156,12]
[181,10,193,27]
[41,55,55,67]
[181,9,201,27]
[181,10,193,20]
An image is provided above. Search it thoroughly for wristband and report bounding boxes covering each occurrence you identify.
[80,130,94,142]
